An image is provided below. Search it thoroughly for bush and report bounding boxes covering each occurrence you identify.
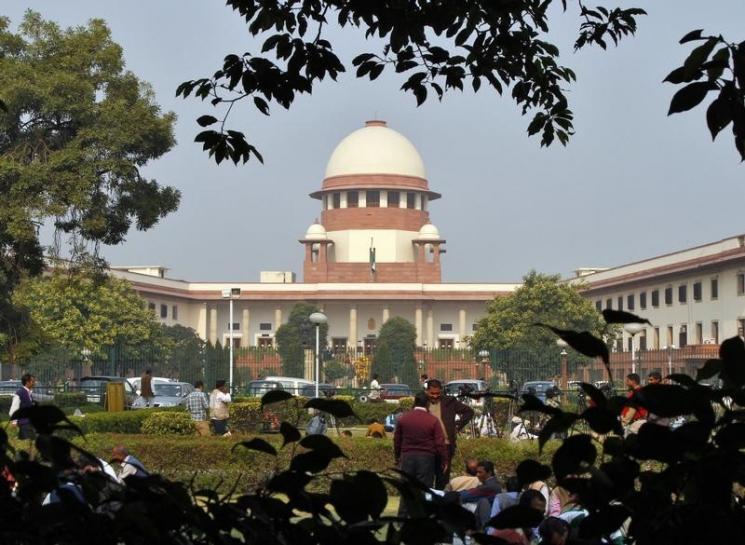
[398,396,414,410]
[142,412,196,435]
[69,407,186,434]
[53,392,88,407]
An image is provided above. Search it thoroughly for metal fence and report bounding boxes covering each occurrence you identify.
[3,343,720,394]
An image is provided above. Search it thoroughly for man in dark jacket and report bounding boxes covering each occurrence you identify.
[9,373,36,440]
[394,393,448,489]
[425,379,474,488]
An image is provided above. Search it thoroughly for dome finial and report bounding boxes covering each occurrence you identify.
[365,119,387,127]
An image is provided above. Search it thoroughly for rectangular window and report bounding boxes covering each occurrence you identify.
[595,300,602,312]
[617,296,623,311]
[664,287,673,305]
[332,192,341,208]
[651,290,659,308]
[332,338,348,353]
[712,321,719,344]
[605,299,612,310]
[695,322,703,344]
[693,281,702,301]
[160,304,168,318]
[738,273,745,295]
[627,337,633,352]
[653,327,660,350]
[616,339,623,352]
[640,292,647,309]
[627,294,635,311]
[679,325,688,348]
[259,322,272,331]
[148,302,156,312]
[406,192,416,209]
[172,305,178,320]
[711,277,719,299]
[346,191,359,208]
[366,190,380,207]
[440,323,453,332]
[639,330,647,351]
[472,323,479,331]
[230,322,240,331]
[678,284,687,303]
[739,319,745,337]
[667,326,673,346]
[387,191,400,208]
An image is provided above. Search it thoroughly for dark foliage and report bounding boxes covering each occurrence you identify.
[178,1,652,164]
[4,332,745,543]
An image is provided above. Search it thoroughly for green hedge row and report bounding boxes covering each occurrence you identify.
[67,407,187,435]
[53,434,554,491]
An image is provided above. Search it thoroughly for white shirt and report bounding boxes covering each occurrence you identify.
[369,379,381,399]
[9,386,32,422]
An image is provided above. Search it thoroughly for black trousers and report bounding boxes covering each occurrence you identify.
[434,443,456,489]
[400,453,436,489]
[18,423,36,440]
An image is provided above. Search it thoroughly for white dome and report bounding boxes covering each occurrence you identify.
[324,120,426,179]
[418,223,440,240]
[305,222,327,240]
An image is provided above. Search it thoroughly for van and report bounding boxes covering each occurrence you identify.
[262,376,315,395]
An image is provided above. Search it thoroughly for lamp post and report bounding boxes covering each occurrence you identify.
[623,323,644,375]
[309,312,328,398]
[556,339,569,390]
[665,344,676,377]
[478,349,489,380]
[221,287,241,393]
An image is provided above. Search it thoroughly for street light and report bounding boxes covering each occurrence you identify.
[623,323,644,375]
[309,312,328,398]
[221,287,241,393]
[556,339,569,389]
[478,349,489,380]
[664,345,677,377]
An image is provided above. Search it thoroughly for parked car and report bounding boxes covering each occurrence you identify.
[245,380,284,397]
[520,381,558,403]
[445,380,489,405]
[380,384,413,403]
[128,376,178,396]
[131,381,193,408]
[79,376,137,407]
[0,380,21,397]
[300,383,337,398]
[262,376,315,395]
[0,380,54,402]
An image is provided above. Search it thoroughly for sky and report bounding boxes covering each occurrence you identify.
[5,1,745,283]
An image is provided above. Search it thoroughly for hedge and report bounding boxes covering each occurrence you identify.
[68,407,187,435]
[53,392,89,407]
[50,434,555,491]
[142,412,196,435]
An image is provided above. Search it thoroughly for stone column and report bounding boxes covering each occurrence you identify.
[415,303,423,347]
[241,307,250,347]
[458,308,467,347]
[426,306,434,348]
[274,308,283,330]
[209,305,218,345]
[382,307,390,324]
[349,306,357,349]
[196,303,208,342]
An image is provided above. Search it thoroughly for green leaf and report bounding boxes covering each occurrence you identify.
[196,115,219,127]
[668,82,716,115]
[232,438,277,456]
[706,96,733,140]
[679,29,705,44]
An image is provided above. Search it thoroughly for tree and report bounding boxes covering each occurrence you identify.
[156,324,206,381]
[0,12,179,352]
[275,302,328,378]
[372,317,418,387]
[472,270,610,363]
[11,270,162,360]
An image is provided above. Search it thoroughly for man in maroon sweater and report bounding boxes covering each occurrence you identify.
[394,393,448,489]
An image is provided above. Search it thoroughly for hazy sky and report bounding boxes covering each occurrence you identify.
[6,1,745,282]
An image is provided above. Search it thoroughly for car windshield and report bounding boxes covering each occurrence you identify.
[80,381,106,392]
[522,382,553,392]
[248,382,281,394]
[155,384,184,397]
[445,383,484,395]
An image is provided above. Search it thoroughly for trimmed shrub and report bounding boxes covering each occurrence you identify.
[53,392,88,407]
[69,407,186,434]
[398,396,414,410]
[142,412,196,435]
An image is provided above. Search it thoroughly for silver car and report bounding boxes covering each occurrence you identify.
[131,381,193,409]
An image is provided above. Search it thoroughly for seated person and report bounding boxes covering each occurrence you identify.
[538,517,570,545]
[488,488,546,540]
[445,458,480,491]
[366,418,386,438]
[488,475,521,520]
[459,460,501,530]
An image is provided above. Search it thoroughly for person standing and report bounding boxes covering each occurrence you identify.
[111,446,149,481]
[210,380,232,437]
[140,369,155,407]
[9,373,36,440]
[424,379,474,488]
[621,373,648,433]
[368,374,381,400]
[186,380,210,436]
[394,393,448,490]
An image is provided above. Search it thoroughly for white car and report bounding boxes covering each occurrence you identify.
[445,380,489,406]
[128,376,178,396]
